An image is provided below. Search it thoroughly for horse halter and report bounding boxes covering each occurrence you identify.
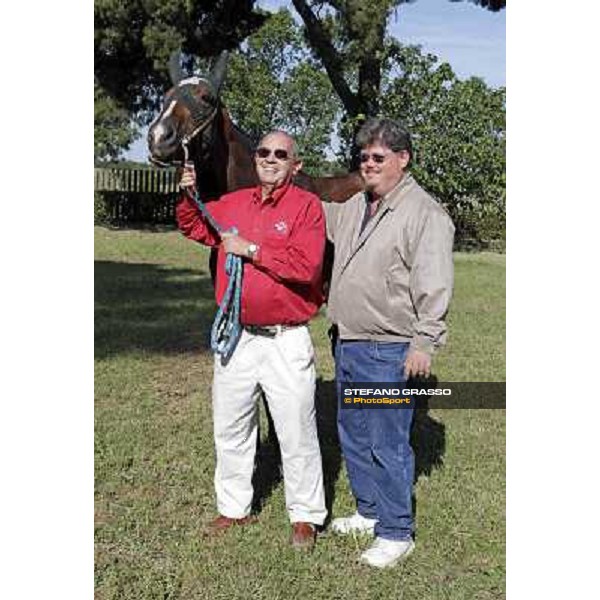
[150,76,219,167]
[174,77,219,145]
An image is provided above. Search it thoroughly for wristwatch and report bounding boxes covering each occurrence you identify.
[247,243,259,260]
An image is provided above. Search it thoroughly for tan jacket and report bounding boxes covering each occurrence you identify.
[325,173,455,355]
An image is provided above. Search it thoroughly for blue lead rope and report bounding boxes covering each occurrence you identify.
[187,188,244,364]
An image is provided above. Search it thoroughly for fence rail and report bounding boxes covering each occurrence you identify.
[94,167,178,194]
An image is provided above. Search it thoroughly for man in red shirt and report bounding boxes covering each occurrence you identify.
[177,130,327,550]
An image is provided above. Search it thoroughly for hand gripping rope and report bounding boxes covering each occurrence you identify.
[183,162,243,364]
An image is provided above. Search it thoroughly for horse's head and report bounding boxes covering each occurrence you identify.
[148,51,228,166]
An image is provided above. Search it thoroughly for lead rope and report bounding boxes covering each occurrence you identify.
[182,146,244,364]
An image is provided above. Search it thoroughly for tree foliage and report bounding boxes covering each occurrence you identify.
[380,43,505,243]
[222,10,341,174]
[94,0,266,120]
[94,82,140,163]
[289,0,505,176]
[291,0,504,121]
[285,0,505,243]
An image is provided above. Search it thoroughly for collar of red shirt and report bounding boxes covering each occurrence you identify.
[251,179,293,206]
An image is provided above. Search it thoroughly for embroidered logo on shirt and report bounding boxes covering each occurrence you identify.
[274,221,288,234]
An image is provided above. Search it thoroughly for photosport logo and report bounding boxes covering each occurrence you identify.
[339,381,505,409]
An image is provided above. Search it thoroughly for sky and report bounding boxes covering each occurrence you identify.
[390,0,505,88]
[125,0,505,162]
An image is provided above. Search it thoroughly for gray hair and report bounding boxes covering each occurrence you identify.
[355,117,413,164]
[259,130,299,159]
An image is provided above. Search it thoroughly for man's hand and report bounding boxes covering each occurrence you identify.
[178,164,197,191]
[404,350,432,379]
[221,231,253,258]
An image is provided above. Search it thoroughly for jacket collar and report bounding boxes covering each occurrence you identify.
[341,173,415,275]
[372,172,414,211]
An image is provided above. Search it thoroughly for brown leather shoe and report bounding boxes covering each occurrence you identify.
[290,522,316,551]
[203,514,258,537]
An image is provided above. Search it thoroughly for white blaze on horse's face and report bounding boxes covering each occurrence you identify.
[149,100,177,148]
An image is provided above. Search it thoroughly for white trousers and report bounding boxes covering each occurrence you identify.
[212,326,327,525]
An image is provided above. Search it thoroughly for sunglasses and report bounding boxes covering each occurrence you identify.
[359,152,391,164]
[256,147,291,161]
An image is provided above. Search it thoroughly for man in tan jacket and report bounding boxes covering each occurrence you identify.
[326,117,455,568]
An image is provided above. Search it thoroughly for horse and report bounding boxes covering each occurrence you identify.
[147,51,364,203]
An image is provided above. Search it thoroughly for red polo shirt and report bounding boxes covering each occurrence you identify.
[176,182,325,326]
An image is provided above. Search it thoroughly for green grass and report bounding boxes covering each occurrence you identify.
[95,226,505,600]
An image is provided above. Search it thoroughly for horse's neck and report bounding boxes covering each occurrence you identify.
[193,108,257,198]
[221,111,258,192]
[192,129,226,200]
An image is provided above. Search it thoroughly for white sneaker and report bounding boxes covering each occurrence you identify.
[359,537,415,568]
[330,512,377,535]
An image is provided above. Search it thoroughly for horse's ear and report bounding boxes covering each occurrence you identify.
[169,51,185,86]
[210,50,229,93]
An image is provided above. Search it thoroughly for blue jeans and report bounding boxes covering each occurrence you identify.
[335,340,414,541]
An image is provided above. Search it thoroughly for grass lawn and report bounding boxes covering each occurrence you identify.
[95,226,505,600]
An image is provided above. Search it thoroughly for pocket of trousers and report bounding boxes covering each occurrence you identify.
[281,326,315,369]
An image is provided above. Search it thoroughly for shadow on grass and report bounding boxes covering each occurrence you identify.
[412,406,446,479]
[249,376,446,526]
[250,378,344,521]
[316,378,343,525]
[95,260,216,358]
[252,393,283,514]
[411,403,446,538]
[407,374,447,480]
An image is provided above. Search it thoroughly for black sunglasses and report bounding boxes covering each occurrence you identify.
[359,152,390,164]
[256,147,291,161]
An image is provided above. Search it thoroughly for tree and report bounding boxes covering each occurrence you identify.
[380,42,505,243]
[221,10,341,174]
[95,0,267,121]
[94,82,140,163]
[290,0,505,163]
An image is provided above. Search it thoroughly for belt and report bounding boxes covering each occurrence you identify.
[244,323,306,337]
